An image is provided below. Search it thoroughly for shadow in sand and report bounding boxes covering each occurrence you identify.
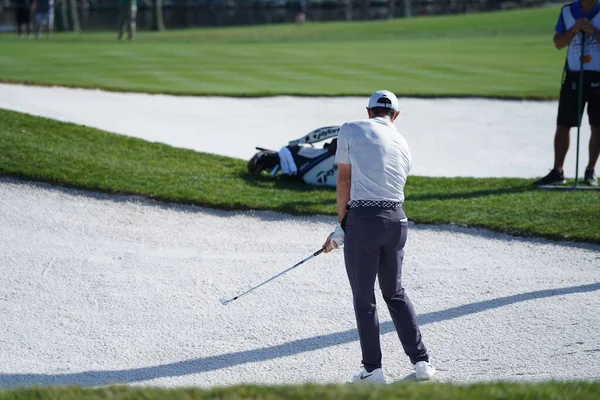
[407,223,600,252]
[0,176,336,223]
[392,372,417,383]
[1,282,598,387]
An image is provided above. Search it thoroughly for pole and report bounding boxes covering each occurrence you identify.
[574,33,586,188]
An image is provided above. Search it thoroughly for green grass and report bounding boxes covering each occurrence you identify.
[0,9,596,397]
[2,108,599,244]
[0,7,565,98]
[1,382,600,399]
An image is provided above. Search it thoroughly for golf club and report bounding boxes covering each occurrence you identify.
[219,247,324,306]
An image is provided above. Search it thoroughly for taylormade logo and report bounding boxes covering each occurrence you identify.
[307,127,339,142]
[316,163,338,184]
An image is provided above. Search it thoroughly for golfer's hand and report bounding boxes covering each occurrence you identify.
[322,233,334,253]
[574,18,594,34]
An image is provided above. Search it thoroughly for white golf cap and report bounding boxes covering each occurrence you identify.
[367,90,399,112]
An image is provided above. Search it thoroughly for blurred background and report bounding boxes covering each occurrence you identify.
[0,0,546,33]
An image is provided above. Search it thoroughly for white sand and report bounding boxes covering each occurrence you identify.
[0,83,594,178]
[1,179,599,388]
[0,85,599,388]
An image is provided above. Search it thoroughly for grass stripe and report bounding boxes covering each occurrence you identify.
[0,8,565,98]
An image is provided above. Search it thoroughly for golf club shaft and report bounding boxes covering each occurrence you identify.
[575,32,586,188]
[222,248,324,304]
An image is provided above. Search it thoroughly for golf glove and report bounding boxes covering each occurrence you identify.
[330,223,345,249]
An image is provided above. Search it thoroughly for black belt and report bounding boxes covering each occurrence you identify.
[348,200,403,209]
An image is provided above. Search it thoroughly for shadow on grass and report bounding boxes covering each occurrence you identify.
[406,184,532,202]
[242,172,533,203]
[1,282,598,387]
[239,172,337,212]
[239,171,336,193]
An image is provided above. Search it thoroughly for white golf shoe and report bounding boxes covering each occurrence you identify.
[414,361,436,380]
[351,367,386,384]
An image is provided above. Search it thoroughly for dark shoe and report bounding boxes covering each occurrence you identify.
[534,169,566,185]
[584,168,598,186]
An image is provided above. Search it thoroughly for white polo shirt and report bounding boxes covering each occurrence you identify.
[335,117,412,204]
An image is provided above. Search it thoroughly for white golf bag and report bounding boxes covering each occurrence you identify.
[247,126,340,187]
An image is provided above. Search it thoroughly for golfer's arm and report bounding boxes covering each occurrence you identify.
[336,163,351,223]
[554,29,578,50]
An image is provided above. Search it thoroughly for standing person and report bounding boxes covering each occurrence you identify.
[295,0,306,24]
[16,0,33,38]
[34,0,54,39]
[322,90,436,383]
[535,0,600,186]
[117,0,137,41]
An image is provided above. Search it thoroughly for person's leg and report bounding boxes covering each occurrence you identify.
[125,10,131,39]
[117,7,127,40]
[131,6,137,39]
[587,75,600,171]
[16,9,24,37]
[344,208,383,372]
[36,14,48,38]
[47,9,54,37]
[584,73,600,184]
[377,209,428,364]
[584,125,599,185]
[35,14,41,38]
[588,126,600,172]
[554,73,583,173]
[553,125,571,173]
[128,6,137,40]
[536,73,579,185]
[27,9,33,35]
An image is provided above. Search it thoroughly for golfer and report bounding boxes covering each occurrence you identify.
[322,90,435,383]
[536,0,600,186]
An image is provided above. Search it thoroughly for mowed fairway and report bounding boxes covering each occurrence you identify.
[2,6,600,398]
[0,7,562,98]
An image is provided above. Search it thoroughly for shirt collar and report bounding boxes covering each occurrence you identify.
[575,0,600,18]
[372,117,397,129]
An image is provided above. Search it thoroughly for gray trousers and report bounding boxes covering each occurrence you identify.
[344,206,428,371]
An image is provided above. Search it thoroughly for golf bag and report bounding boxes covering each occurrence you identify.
[247,126,340,187]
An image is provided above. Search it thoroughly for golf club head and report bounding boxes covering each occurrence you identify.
[219,297,230,306]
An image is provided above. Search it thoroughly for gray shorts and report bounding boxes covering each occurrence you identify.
[36,10,54,26]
